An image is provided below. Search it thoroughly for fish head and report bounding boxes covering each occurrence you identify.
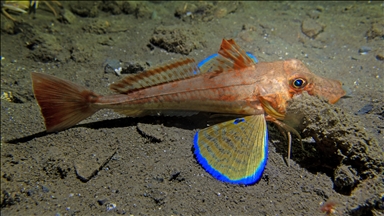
[283,59,346,104]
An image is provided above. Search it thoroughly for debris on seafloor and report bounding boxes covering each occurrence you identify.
[355,104,373,115]
[74,145,117,182]
[301,18,325,39]
[136,123,166,142]
[319,200,339,216]
[103,59,122,75]
[150,25,205,55]
[358,46,372,55]
[284,92,383,195]
[174,2,240,22]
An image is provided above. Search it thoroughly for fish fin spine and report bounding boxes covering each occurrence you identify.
[218,39,255,70]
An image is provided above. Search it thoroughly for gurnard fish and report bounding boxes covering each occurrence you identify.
[31,39,346,185]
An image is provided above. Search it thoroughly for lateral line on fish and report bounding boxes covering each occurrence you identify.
[105,83,258,104]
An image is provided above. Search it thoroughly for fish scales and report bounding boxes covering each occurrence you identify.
[97,66,265,115]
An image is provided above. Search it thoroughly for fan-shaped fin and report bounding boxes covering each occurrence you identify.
[194,114,268,185]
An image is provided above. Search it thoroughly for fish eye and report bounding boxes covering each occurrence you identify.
[291,78,307,89]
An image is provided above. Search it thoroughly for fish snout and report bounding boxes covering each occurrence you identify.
[311,77,346,104]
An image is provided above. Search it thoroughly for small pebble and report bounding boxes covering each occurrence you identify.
[151,11,158,19]
[42,185,50,193]
[376,53,384,61]
[97,199,108,205]
[106,203,117,211]
[356,104,373,115]
[358,46,371,55]
[104,59,122,76]
[27,189,35,196]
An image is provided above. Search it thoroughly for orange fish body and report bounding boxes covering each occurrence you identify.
[98,59,342,115]
[31,39,346,185]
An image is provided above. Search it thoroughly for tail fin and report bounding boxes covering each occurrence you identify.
[31,72,100,132]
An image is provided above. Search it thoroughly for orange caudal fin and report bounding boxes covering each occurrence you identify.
[31,72,101,132]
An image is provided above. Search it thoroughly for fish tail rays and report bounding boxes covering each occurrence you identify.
[193,114,268,185]
[31,72,101,132]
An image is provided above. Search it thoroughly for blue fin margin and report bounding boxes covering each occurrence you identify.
[197,52,258,69]
[193,127,268,185]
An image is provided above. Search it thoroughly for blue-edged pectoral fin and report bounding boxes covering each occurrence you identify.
[193,114,268,185]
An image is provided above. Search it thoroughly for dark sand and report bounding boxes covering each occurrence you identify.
[1,1,383,215]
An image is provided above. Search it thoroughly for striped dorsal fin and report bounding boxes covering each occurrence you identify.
[110,58,200,94]
[217,39,256,70]
[194,39,257,75]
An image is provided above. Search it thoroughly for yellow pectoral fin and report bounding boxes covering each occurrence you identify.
[194,114,268,185]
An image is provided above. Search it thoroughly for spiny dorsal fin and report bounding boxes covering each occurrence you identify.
[198,51,258,74]
[200,39,256,74]
[218,39,255,69]
[110,58,200,94]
